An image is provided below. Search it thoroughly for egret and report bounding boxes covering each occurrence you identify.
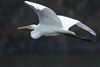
[18,1,96,42]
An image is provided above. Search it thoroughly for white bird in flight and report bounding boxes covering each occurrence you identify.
[18,1,96,41]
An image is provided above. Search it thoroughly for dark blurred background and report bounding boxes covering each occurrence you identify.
[0,0,100,67]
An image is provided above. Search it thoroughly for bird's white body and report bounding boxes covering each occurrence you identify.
[20,1,96,39]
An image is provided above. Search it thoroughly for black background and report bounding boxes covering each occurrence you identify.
[0,0,100,67]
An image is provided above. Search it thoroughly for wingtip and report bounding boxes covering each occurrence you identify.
[24,1,31,4]
[90,30,97,36]
[93,33,96,36]
[24,1,28,3]
[24,1,36,8]
[24,1,47,10]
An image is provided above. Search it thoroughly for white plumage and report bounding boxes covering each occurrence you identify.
[18,1,96,40]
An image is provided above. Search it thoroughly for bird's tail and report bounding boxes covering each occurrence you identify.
[76,22,96,36]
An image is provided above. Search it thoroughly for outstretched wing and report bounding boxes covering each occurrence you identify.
[58,15,96,36]
[24,1,63,27]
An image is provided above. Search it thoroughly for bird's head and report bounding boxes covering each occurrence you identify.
[18,25,37,30]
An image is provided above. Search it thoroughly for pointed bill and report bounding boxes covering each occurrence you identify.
[18,26,30,29]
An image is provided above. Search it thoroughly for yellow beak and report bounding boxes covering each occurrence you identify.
[17,26,30,29]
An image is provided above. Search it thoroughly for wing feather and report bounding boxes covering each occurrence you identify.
[58,15,96,36]
[57,15,79,30]
[24,1,62,27]
[75,22,96,36]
